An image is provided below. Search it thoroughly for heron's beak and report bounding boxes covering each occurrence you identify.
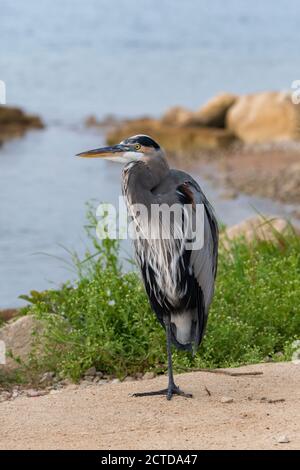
[76,144,129,159]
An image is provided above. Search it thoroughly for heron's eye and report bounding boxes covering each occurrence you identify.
[134,143,141,151]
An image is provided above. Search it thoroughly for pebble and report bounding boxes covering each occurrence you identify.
[292,340,300,365]
[39,371,55,384]
[84,376,94,383]
[220,396,234,404]
[111,378,120,384]
[84,366,97,377]
[263,356,274,363]
[26,390,48,398]
[135,372,143,380]
[143,372,155,380]
[0,391,11,402]
[98,379,109,385]
[124,376,135,382]
[275,352,284,359]
[277,435,290,444]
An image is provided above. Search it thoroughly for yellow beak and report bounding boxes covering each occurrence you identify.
[76,144,129,158]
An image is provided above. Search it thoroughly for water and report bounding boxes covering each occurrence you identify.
[1,1,300,306]
[1,0,300,121]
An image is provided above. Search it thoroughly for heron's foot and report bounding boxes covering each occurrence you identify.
[132,384,193,400]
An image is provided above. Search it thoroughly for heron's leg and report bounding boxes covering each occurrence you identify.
[165,316,192,400]
[132,317,193,400]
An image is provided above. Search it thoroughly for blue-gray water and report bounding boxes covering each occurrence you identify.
[0,0,299,307]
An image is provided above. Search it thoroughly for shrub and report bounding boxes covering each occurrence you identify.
[20,207,300,381]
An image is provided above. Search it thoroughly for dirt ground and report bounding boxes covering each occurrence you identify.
[0,362,299,450]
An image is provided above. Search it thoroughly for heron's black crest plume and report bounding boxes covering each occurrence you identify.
[123,135,160,149]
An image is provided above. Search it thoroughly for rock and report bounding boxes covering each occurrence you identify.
[275,352,284,359]
[223,215,298,246]
[26,389,48,398]
[39,371,55,385]
[84,376,94,383]
[84,366,96,377]
[279,163,300,203]
[277,435,290,444]
[143,372,155,380]
[0,105,44,144]
[0,391,12,402]
[191,93,237,128]
[97,379,109,385]
[11,390,19,399]
[0,315,44,370]
[220,396,234,404]
[292,340,300,365]
[107,119,237,152]
[227,91,300,143]
[85,115,98,127]
[59,378,72,386]
[85,114,119,128]
[161,106,194,126]
[111,378,121,384]
[264,356,274,363]
[0,309,19,322]
[123,376,135,382]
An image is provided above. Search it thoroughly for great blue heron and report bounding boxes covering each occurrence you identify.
[77,134,218,400]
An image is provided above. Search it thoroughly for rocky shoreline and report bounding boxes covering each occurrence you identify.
[0,105,44,146]
[86,90,300,207]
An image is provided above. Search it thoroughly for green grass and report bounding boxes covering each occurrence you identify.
[17,209,300,382]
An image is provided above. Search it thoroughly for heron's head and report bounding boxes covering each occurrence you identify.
[77,134,162,163]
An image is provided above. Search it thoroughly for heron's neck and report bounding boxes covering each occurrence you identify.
[123,156,169,206]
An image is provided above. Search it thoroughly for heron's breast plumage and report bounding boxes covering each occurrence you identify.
[122,164,187,307]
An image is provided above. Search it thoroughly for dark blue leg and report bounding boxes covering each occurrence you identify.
[132,316,193,400]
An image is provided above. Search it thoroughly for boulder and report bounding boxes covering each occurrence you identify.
[223,215,298,245]
[161,106,194,126]
[226,91,300,143]
[0,308,19,322]
[106,118,236,152]
[279,162,300,202]
[0,315,43,370]
[85,114,119,128]
[191,93,237,128]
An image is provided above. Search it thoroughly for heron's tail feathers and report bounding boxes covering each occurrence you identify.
[170,308,206,354]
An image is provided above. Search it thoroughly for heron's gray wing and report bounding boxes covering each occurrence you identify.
[175,179,219,348]
[177,179,219,309]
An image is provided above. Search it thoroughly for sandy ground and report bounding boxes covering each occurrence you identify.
[0,362,299,450]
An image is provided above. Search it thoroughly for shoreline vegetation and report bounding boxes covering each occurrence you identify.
[1,209,299,391]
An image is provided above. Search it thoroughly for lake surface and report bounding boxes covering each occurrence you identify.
[1,0,300,306]
[1,0,300,121]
